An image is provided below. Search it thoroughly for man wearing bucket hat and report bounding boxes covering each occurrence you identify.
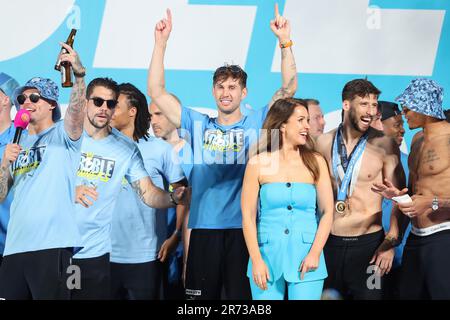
[0,42,86,299]
[373,78,450,299]
[0,72,20,267]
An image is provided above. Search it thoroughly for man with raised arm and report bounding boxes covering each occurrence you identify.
[0,42,86,299]
[148,4,297,299]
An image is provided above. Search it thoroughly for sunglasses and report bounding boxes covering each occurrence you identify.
[89,97,118,109]
[17,93,43,105]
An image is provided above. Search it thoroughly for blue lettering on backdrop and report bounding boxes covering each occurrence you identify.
[0,0,448,148]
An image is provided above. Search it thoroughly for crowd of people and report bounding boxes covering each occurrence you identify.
[0,5,448,300]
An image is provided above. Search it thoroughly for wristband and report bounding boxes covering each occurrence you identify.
[173,228,182,240]
[279,40,293,49]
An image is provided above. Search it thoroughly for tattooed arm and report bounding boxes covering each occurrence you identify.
[0,143,19,202]
[60,42,86,140]
[268,3,298,109]
[0,166,12,203]
[131,176,186,209]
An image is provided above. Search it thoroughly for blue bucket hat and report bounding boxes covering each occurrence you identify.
[13,77,61,121]
[395,78,445,120]
[0,72,20,102]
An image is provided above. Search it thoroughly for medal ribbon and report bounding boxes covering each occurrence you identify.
[332,125,368,202]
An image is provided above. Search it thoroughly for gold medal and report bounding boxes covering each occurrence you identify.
[335,201,346,214]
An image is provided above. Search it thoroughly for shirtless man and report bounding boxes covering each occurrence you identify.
[315,79,405,300]
[373,78,450,299]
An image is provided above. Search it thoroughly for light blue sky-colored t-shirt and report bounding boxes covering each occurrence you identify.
[181,106,268,229]
[4,120,82,256]
[74,129,148,259]
[111,136,185,263]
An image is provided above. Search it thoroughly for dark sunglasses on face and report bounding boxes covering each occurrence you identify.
[89,97,118,109]
[17,93,43,105]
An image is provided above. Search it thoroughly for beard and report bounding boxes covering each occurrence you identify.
[88,113,110,129]
[348,107,368,133]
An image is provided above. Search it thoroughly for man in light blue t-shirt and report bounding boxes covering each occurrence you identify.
[109,84,186,300]
[0,42,86,300]
[0,73,20,266]
[148,6,298,299]
[71,79,187,300]
[150,99,192,299]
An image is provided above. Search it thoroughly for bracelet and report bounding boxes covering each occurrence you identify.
[279,40,293,49]
[384,235,401,247]
[169,191,179,205]
[173,229,182,240]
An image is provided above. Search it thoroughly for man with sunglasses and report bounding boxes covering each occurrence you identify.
[0,43,86,299]
[0,73,20,267]
[70,78,187,300]
[148,4,297,300]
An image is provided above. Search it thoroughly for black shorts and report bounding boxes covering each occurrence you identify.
[185,229,251,300]
[0,248,73,300]
[324,230,385,300]
[71,253,110,300]
[110,260,162,300]
[399,229,450,299]
[162,255,185,300]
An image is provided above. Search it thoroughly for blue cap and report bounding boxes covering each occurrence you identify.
[395,78,445,120]
[0,72,20,102]
[13,77,61,121]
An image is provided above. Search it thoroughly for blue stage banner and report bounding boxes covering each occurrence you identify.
[1,0,448,148]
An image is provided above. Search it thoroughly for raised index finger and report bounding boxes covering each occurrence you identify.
[274,3,280,18]
[166,8,172,23]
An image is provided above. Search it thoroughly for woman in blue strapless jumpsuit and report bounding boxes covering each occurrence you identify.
[242,98,334,300]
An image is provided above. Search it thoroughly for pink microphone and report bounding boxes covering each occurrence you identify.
[13,109,31,144]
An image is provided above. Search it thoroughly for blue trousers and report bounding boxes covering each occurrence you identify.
[250,276,324,300]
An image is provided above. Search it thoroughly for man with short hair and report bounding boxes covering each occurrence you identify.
[148,5,297,299]
[108,83,186,300]
[0,73,19,267]
[376,100,410,299]
[0,42,86,299]
[315,79,406,300]
[304,99,326,138]
[373,78,450,299]
[71,77,186,300]
[150,99,192,299]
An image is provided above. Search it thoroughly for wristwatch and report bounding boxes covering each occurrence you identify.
[169,192,179,205]
[432,196,439,211]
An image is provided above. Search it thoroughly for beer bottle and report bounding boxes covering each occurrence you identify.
[55,29,77,88]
